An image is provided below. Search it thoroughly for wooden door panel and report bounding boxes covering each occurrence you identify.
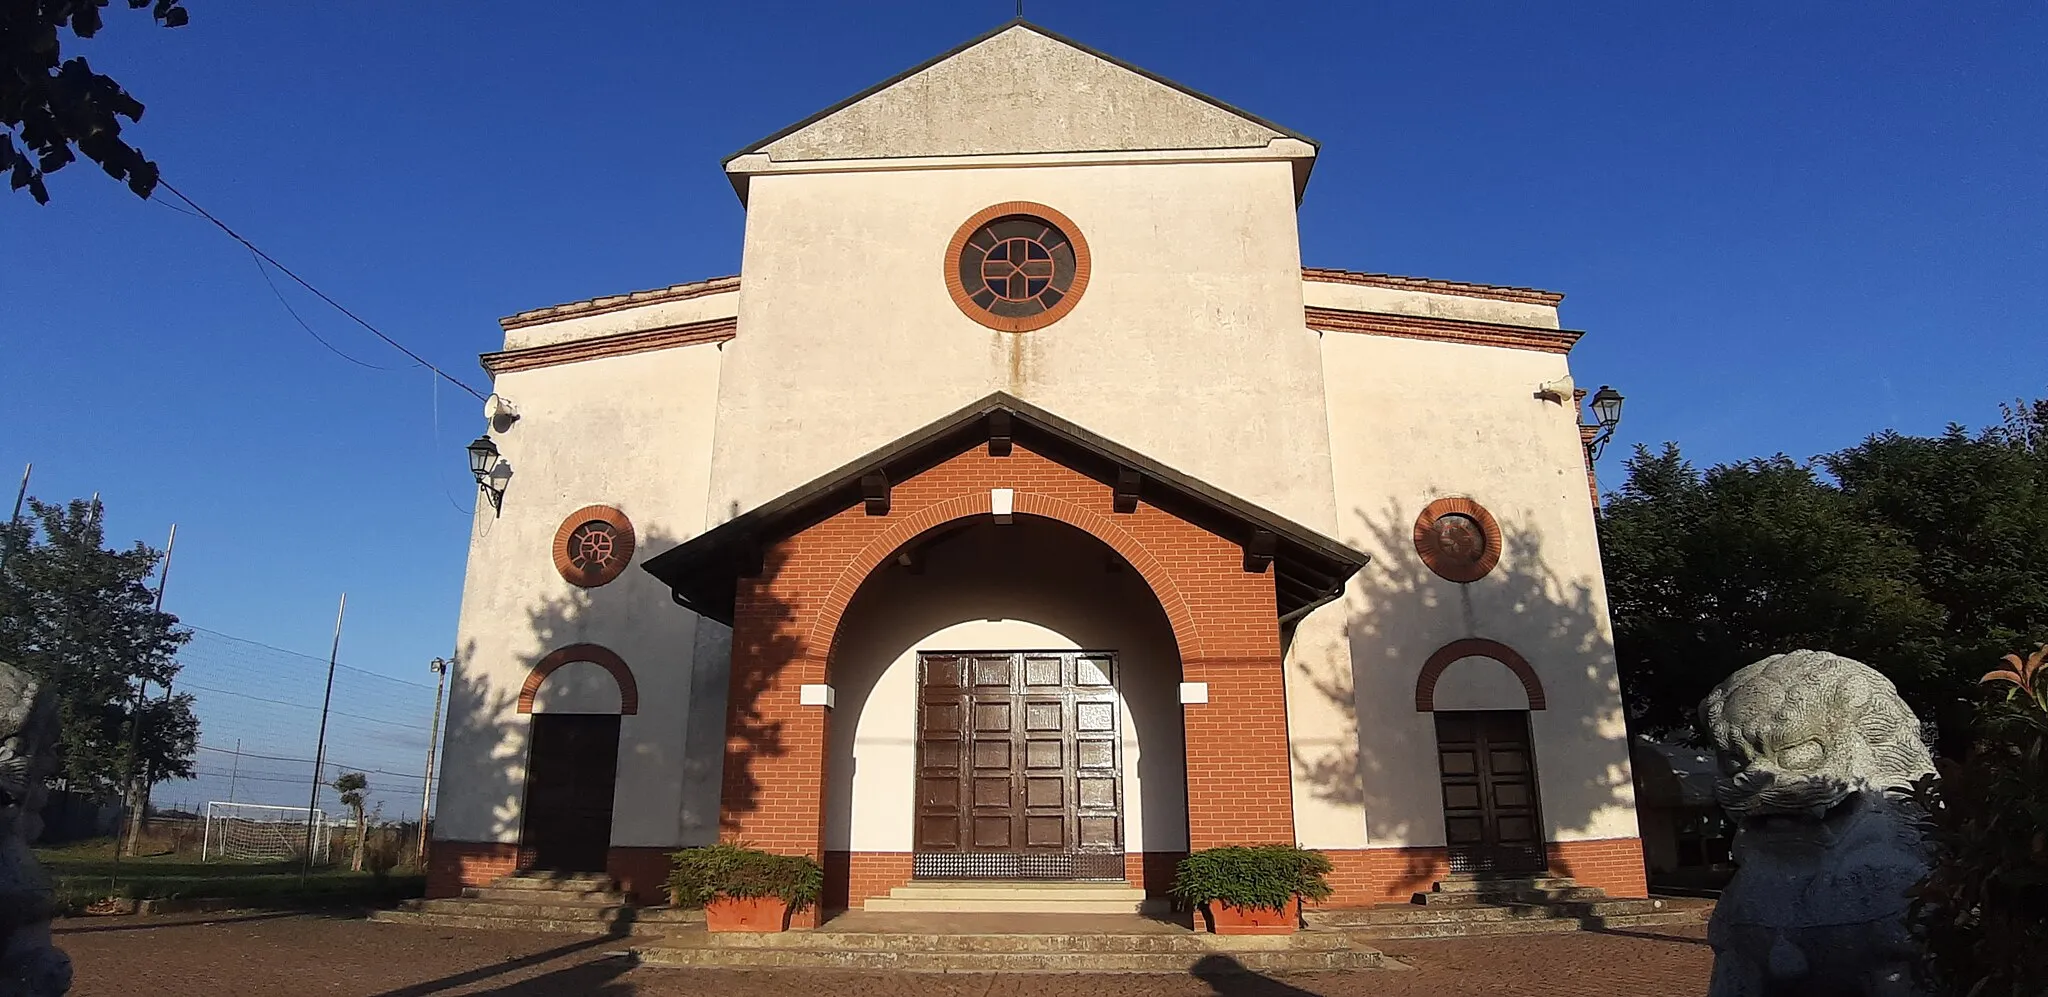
[1434,710,1543,873]
[521,713,620,873]
[913,651,1123,869]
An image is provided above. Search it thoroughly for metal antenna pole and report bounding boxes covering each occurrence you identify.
[302,593,346,881]
[0,462,27,575]
[117,524,176,858]
[228,739,241,803]
[417,657,449,868]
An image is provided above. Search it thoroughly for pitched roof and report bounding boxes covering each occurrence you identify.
[727,21,1315,172]
[642,392,1367,626]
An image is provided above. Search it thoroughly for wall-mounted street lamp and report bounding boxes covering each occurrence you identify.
[466,435,508,513]
[1585,385,1626,461]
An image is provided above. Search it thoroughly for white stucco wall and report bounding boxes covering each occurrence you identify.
[703,157,1337,535]
[1290,331,1639,851]
[436,341,724,848]
[822,518,1188,854]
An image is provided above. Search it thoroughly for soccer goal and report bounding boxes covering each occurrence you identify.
[201,802,335,864]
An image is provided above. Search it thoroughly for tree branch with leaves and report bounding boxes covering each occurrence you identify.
[1,0,189,203]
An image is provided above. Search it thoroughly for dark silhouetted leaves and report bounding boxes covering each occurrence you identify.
[1,0,188,203]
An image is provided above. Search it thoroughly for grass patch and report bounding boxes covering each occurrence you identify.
[36,839,423,914]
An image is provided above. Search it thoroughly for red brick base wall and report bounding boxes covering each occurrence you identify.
[425,841,521,900]
[425,841,678,906]
[1318,837,1649,907]
[1546,837,1648,898]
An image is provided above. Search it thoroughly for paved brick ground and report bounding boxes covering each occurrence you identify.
[57,912,1711,996]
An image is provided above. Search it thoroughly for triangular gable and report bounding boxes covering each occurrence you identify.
[641,392,1367,626]
[728,21,1316,166]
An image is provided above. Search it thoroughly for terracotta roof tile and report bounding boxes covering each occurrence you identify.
[499,274,740,331]
[1302,267,1564,306]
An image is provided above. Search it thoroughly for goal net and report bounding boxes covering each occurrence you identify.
[202,802,335,864]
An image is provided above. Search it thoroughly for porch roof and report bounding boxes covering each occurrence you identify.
[641,393,1370,627]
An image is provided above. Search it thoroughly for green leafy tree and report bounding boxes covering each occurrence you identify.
[1,0,189,203]
[0,497,196,801]
[1601,396,2048,751]
[332,771,368,871]
[1824,404,2048,744]
[1600,446,1943,739]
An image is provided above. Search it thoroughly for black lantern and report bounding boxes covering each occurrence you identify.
[1585,385,1626,461]
[466,435,505,512]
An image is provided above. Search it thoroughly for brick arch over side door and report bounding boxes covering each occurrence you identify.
[518,643,641,716]
[804,491,1206,668]
[1414,638,1547,712]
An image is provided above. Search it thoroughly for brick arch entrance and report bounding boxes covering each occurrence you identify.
[713,442,1305,924]
[807,491,1206,668]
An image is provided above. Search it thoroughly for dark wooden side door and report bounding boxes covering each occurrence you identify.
[915,651,1122,878]
[521,713,621,873]
[1435,710,1544,873]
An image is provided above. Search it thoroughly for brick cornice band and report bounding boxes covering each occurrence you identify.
[1305,306,1582,355]
[1415,637,1546,712]
[518,643,640,715]
[480,316,737,375]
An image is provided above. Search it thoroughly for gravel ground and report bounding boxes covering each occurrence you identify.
[57,911,1711,996]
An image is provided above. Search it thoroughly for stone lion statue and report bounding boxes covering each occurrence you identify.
[0,662,71,996]
[1700,650,1935,997]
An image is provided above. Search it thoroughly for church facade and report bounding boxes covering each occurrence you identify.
[429,22,1645,919]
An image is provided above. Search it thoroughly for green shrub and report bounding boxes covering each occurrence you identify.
[666,843,823,912]
[1171,844,1333,913]
[1910,644,2048,997]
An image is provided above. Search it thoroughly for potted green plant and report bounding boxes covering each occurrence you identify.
[667,843,823,932]
[1172,844,1333,935]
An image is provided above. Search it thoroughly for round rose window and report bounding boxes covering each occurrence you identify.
[945,202,1091,332]
[1413,497,1502,583]
[553,505,636,588]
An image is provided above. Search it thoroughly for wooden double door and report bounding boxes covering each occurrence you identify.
[913,651,1124,879]
[521,713,620,873]
[1435,710,1545,874]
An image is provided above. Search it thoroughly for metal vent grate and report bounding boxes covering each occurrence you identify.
[913,851,1125,881]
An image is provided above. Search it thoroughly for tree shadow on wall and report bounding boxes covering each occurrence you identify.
[1289,502,1638,898]
[439,524,779,854]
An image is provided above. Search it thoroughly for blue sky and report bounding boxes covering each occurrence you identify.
[5,1,2045,736]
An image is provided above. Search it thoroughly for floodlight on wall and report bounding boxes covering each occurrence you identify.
[1584,385,1626,461]
[466,434,508,514]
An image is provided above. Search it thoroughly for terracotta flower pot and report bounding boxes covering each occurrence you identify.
[1202,899,1300,935]
[704,895,793,932]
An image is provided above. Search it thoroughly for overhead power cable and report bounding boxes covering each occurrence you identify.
[153,178,488,401]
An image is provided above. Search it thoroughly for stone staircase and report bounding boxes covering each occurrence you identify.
[861,880,1163,915]
[635,913,1386,972]
[1306,874,1712,940]
[370,871,703,937]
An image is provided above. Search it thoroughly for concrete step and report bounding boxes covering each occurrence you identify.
[1324,900,1711,940]
[883,881,1149,902]
[1309,897,1667,928]
[493,873,620,891]
[1343,915,1592,941]
[634,929,1384,973]
[1431,875,1577,894]
[371,904,701,937]
[1415,885,1608,906]
[412,899,633,921]
[864,879,1158,914]
[465,886,631,905]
